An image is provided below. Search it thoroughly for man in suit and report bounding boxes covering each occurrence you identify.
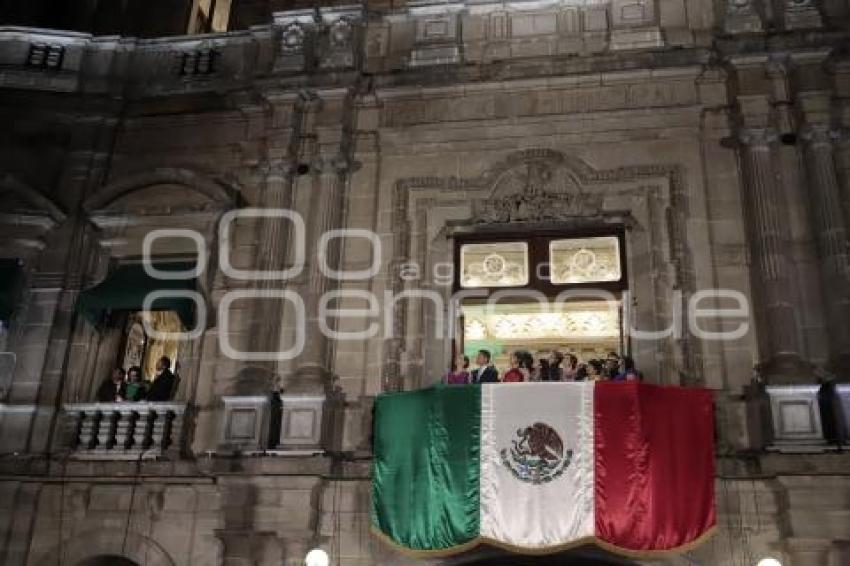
[96,367,126,402]
[471,349,499,384]
[147,355,178,401]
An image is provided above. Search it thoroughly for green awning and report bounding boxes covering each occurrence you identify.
[0,259,23,322]
[76,262,197,328]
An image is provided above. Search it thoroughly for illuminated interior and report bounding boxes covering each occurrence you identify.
[461,301,622,372]
[120,310,182,380]
[460,241,529,288]
[549,236,621,284]
[188,0,232,34]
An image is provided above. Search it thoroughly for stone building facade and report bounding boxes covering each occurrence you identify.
[0,1,849,565]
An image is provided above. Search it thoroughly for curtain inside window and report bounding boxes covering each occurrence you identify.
[76,262,197,328]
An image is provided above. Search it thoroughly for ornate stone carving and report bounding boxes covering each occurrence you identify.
[328,18,354,48]
[476,154,602,223]
[724,0,763,34]
[319,7,362,69]
[783,0,823,30]
[738,128,778,148]
[281,23,306,54]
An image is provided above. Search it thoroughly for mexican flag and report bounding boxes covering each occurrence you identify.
[372,382,715,558]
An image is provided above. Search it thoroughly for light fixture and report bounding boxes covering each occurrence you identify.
[756,558,782,566]
[304,548,329,566]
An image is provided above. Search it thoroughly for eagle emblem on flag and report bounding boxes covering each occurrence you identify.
[500,422,572,484]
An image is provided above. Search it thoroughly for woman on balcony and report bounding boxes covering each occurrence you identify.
[503,351,533,382]
[124,365,148,401]
[445,354,471,385]
[586,359,606,382]
[562,353,579,381]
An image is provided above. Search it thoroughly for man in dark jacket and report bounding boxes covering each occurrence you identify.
[96,367,126,402]
[471,349,499,383]
[146,356,178,401]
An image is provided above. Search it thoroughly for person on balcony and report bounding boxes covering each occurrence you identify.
[604,352,620,379]
[535,358,551,382]
[96,367,126,402]
[445,355,471,385]
[586,359,606,382]
[146,356,178,401]
[562,354,579,381]
[612,355,642,382]
[546,350,564,381]
[124,365,148,401]
[503,351,533,382]
[471,349,499,384]
[574,363,588,381]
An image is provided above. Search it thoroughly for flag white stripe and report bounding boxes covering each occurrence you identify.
[479,383,595,548]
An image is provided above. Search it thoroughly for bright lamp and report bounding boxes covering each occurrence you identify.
[305,548,329,566]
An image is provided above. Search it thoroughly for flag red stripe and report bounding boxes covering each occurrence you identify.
[594,382,716,550]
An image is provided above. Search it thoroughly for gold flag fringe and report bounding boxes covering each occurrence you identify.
[371,524,716,560]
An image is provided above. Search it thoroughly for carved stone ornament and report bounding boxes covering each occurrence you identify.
[724,0,763,33]
[784,0,823,30]
[328,17,353,48]
[281,23,306,53]
[475,157,602,223]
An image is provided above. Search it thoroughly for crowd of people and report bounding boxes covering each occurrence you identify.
[96,355,179,402]
[445,349,642,384]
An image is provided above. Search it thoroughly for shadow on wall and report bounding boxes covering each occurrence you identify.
[77,557,139,566]
[445,545,639,565]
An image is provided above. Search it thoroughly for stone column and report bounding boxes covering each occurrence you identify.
[292,154,349,391]
[247,158,295,362]
[800,118,850,375]
[737,127,809,381]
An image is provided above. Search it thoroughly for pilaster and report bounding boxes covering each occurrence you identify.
[798,92,850,377]
[736,108,810,382]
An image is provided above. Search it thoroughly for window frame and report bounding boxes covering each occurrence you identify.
[452,227,627,298]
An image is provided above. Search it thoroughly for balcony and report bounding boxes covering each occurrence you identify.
[63,402,187,460]
[61,394,331,460]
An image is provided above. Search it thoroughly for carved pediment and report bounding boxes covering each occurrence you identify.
[475,152,602,223]
[98,183,224,216]
[84,168,236,219]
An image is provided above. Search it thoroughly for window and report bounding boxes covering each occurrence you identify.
[455,230,625,294]
[454,231,628,370]
[75,262,197,402]
[549,236,621,284]
[120,310,183,382]
[188,0,232,34]
[460,242,529,288]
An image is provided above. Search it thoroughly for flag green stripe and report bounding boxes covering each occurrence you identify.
[372,384,481,550]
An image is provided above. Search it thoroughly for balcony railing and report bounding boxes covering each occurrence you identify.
[63,402,187,460]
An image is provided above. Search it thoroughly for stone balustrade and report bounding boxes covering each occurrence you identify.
[63,402,187,460]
